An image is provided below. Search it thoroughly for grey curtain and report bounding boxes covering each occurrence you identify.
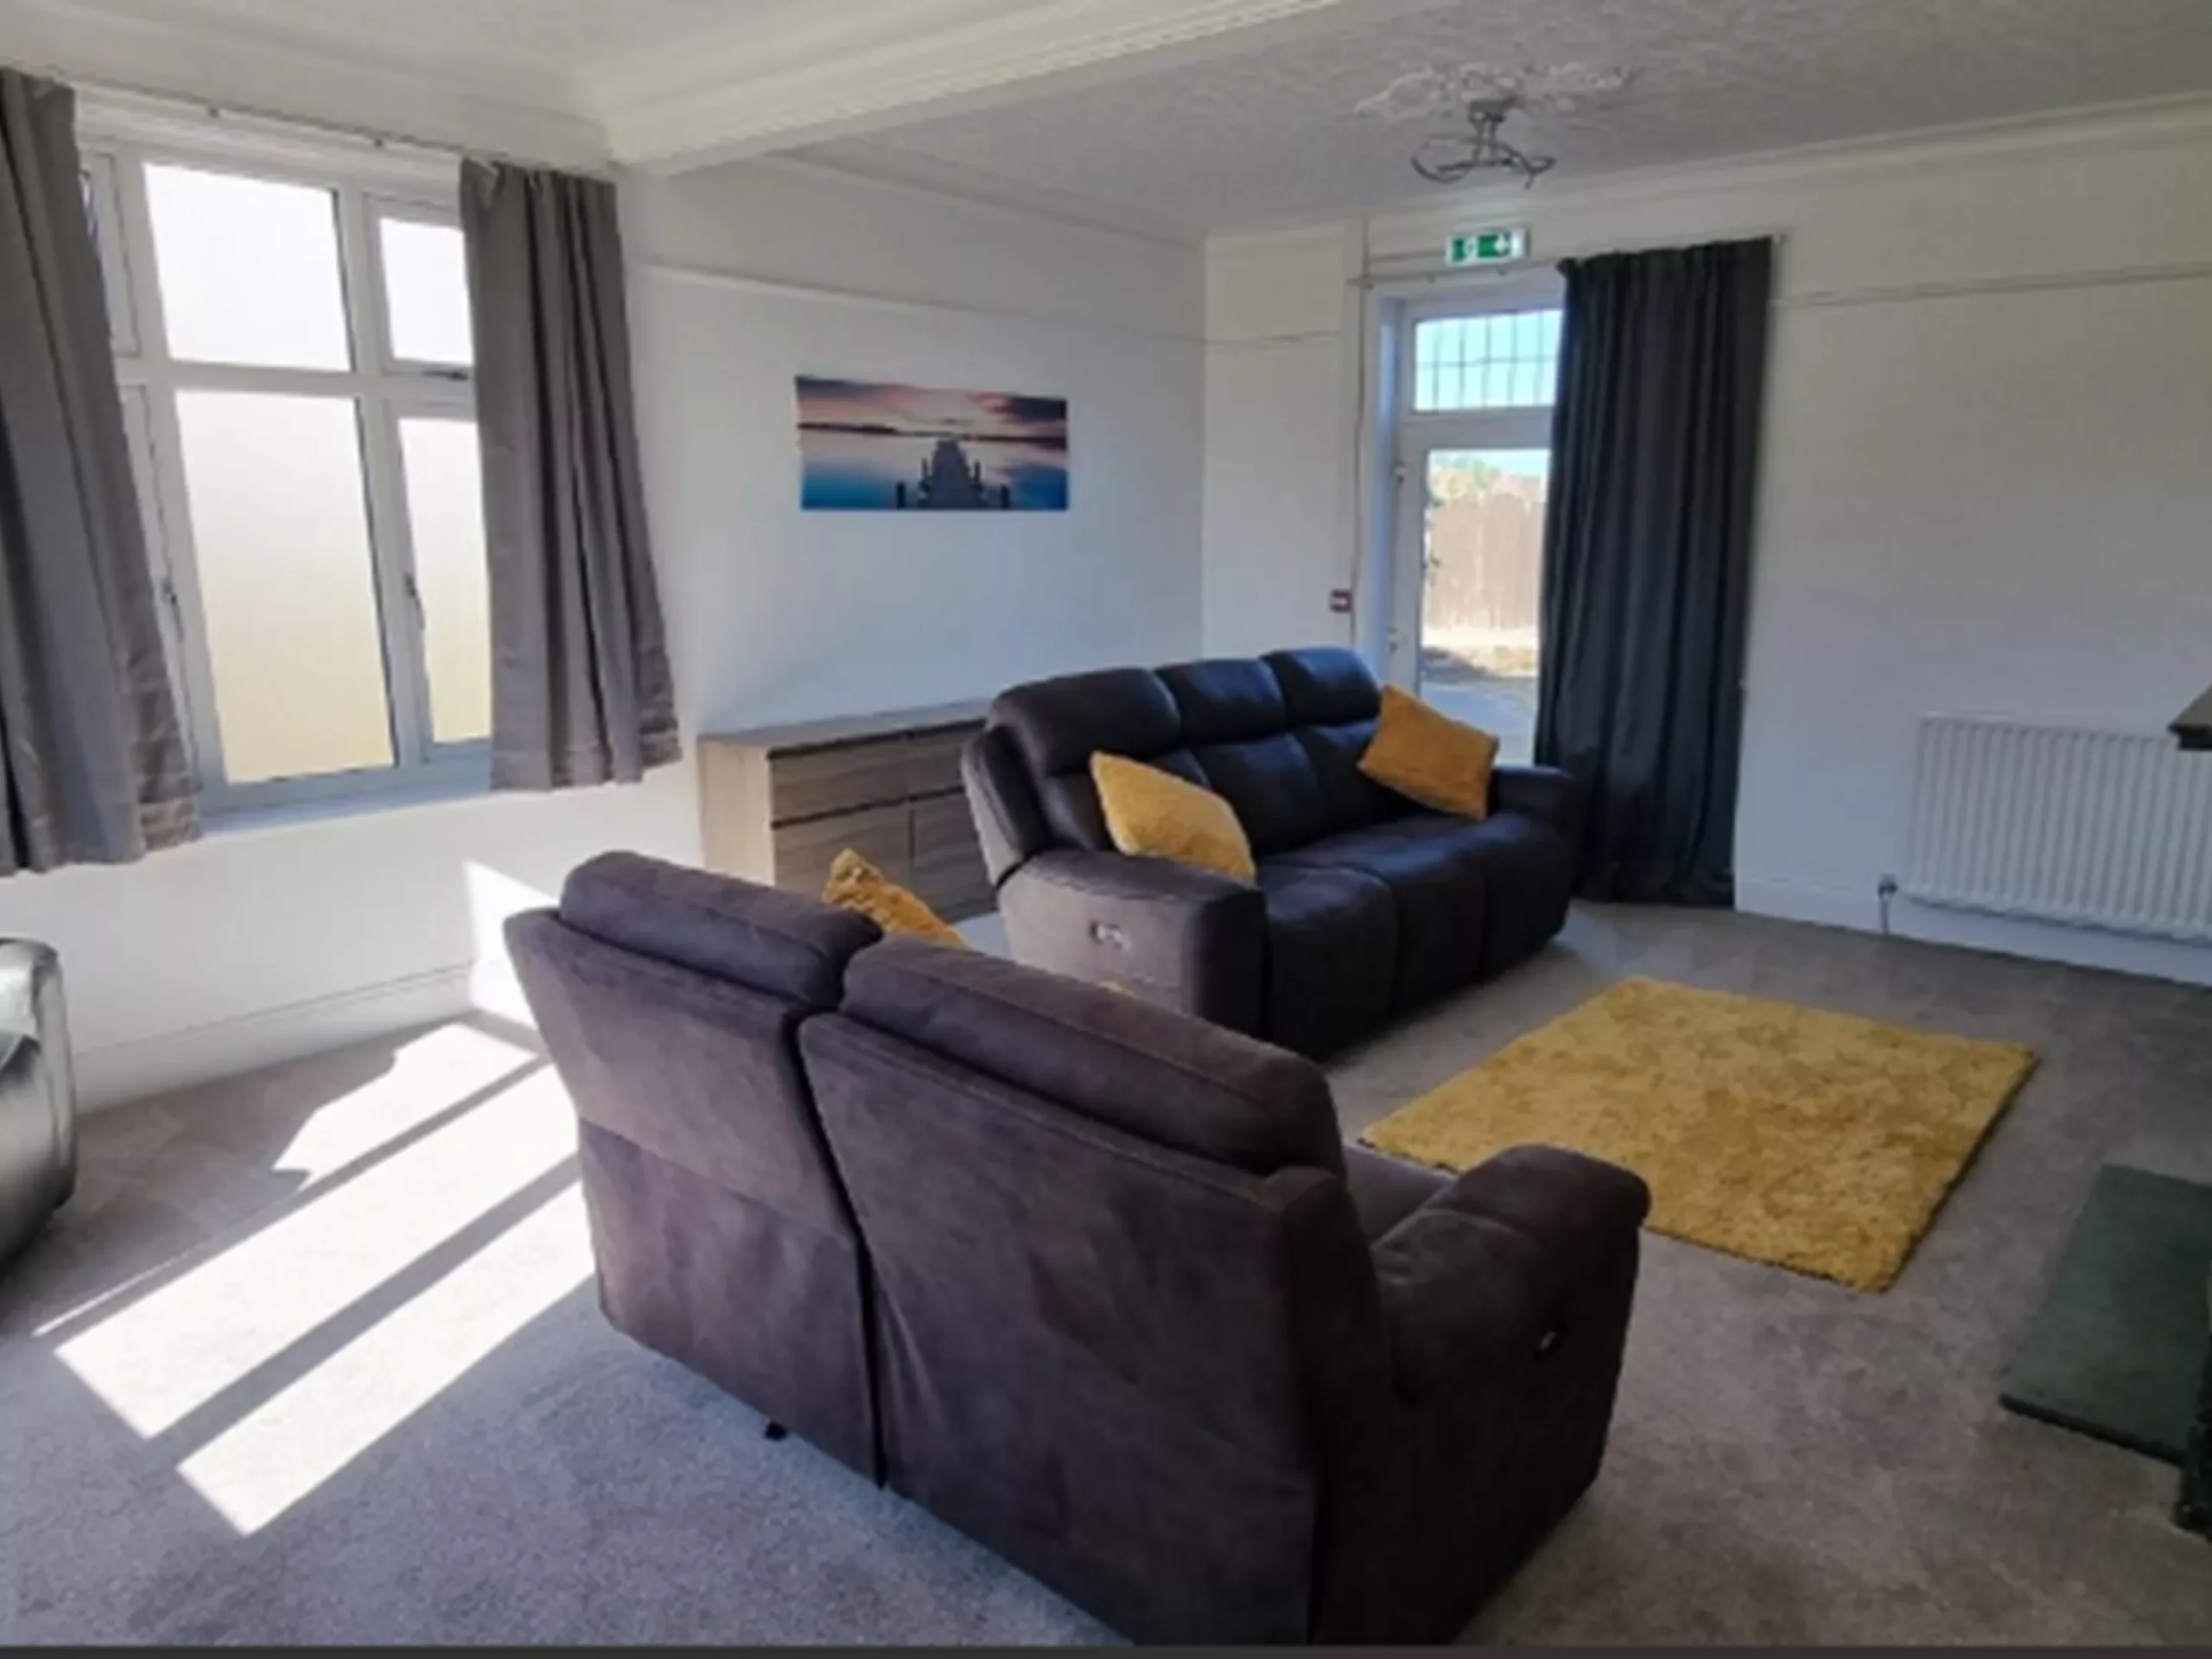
[1535,238,1774,906]
[461,161,677,791]
[0,71,195,874]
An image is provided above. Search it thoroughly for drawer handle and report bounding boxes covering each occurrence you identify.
[1536,1326,1563,1357]
[1090,921,1128,950]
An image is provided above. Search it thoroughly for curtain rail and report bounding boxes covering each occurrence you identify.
[0,54,609,176]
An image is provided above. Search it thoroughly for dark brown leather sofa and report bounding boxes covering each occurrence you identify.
[963,646,1584,1057]
[508,854,1649,1644]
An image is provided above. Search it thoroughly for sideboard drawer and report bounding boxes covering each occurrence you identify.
[906,724,981,800]
[772,803,911,898]
[772,737,912,824]
[911,793,992,920]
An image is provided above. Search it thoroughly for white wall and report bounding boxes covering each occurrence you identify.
[1201,223,1362,658]
[0,124,1202,1106]
[0,777,700,1108]
[1202,103,2212,983]
[623,159,1205,734]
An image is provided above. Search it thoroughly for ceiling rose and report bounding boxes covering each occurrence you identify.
[1356,62,1634,188]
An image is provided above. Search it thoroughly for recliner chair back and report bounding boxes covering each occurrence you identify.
[798,936,1396,1643]
[505,852,883,1476]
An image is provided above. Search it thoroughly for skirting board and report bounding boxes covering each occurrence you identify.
[1736,874,2212,988]
[75,964,476,1112]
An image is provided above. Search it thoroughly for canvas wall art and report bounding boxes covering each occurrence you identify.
[796,377,1069,512]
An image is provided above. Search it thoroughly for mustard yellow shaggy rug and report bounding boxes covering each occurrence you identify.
[1362,978,2037,1291]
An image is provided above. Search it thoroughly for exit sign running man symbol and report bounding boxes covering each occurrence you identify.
[1447,227,1529,265]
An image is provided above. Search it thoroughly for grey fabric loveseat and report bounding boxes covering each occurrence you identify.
[963,646,1583,1057]
[508,854,1649,1643]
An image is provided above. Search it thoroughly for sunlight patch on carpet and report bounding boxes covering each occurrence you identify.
[179,1179,590,1533]
[1362,977,2037,1291]
[56,1052,575,1439]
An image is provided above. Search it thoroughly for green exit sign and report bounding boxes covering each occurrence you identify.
[1447,226,1529,266]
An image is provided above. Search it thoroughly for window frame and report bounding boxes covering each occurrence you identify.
[365,202,478,378]
[86,129,486,822]
[1395,272,1565,454]
[1385,272,1566,754]
[79,149,139,358]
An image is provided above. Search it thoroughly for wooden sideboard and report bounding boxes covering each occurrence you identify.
[698,701,995,921]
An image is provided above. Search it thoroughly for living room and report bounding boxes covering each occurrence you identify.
[1,0,2209,1645]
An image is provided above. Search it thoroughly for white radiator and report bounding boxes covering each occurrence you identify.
[1904,714,2212,942]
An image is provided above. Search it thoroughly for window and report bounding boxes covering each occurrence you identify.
[1413,307,1561,412]
[87,137,486,816]
[376,216,473,368]
[79,152,137,354]
[1395,283,1566,765]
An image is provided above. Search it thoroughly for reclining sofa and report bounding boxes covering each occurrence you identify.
[509,854,1648,1643]
[962,647,1583,1056]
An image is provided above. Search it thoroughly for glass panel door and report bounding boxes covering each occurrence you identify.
[1414,447,1548,765]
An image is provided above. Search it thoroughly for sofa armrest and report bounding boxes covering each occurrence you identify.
[962,726,1051,887]
[996,848,1268,1035]
[1370,1146,1649,1403]
[1489,764,1584,846]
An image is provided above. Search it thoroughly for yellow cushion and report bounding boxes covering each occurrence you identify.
[1090,752,1256,882]
[1357,685,1500,819]
[822,850,969,948]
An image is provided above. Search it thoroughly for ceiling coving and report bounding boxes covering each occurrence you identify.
[1356,61,1633,187]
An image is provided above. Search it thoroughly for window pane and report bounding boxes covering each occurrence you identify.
[78,168,100,257]
[147,165,350,370]
[81,162,137,352]
[397,418,491,744]
[1417,448,1549,766]
[176,392,391,781]
[79,169,113,336]
[1410,306,1565,412]
[379,219,473,366]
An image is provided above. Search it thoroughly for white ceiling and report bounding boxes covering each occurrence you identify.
[8,0,2212,232]
[833,0,2212,231]
[0,0,1398,170]
[36,0,795,97]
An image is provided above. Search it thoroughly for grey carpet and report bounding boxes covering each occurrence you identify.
[4,904,2211,1643]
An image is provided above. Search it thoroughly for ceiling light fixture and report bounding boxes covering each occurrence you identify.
[1357,62,1632,188]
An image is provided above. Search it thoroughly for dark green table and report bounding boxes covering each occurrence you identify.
[1999,1166,2212,1541]
[2179,1276,2212,1537]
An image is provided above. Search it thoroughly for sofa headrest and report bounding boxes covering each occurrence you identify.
[1266,648,1382,727]
[842,937,1345,1179]
[1157,658,1292,746]
[558,852,880,1010]
[990,666,1180,778]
